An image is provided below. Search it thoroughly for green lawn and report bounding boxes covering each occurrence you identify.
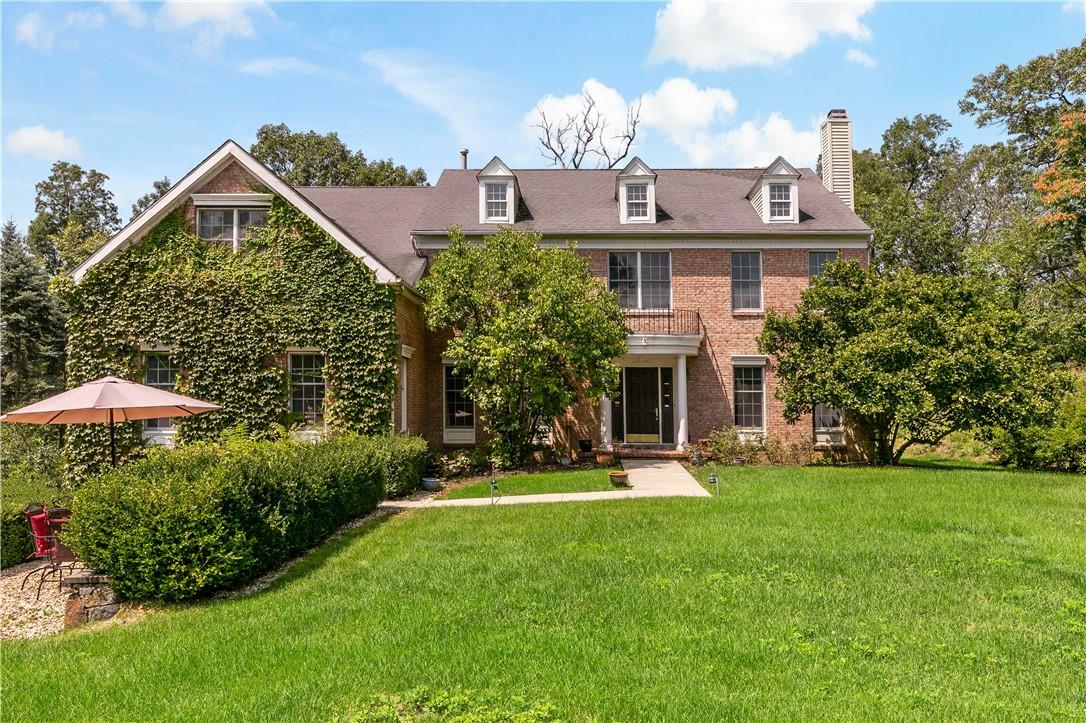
[439,467,617,499]
[4,464,1085,721]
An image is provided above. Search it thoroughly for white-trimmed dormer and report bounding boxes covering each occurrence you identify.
[748,156,800,224]
[477,156,517,224]
[616,157,657,224]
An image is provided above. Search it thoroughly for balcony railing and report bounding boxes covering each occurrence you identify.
[624,308,701,336]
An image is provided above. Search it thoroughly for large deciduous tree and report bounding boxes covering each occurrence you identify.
[131,177,172,220]
[420,228,628,468]
[959,39,1085,170]
[28,161,121,276]
[250,124,427,187]
[1,221,66,407]
[758,260,1064,465]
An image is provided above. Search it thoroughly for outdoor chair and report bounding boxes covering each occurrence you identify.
[20,504,78,600]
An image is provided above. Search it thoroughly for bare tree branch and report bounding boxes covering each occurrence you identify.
[533,90,640,169]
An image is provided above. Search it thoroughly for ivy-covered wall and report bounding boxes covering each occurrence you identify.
[55,198,398,480]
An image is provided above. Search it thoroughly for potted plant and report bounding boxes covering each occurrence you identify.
[596,449,614,465]
[608,469,630,486]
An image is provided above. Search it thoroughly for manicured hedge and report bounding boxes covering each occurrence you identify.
[371,435,430,497]
[64,434,426,601]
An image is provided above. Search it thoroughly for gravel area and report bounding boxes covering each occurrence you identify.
[0,560,83,640]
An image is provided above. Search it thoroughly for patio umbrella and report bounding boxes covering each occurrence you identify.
[0,376,220,466]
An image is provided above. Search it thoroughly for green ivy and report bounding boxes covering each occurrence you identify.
[55,199,398,480]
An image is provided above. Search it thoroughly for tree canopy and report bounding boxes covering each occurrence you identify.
[131,177,172,220]
[250,124,427,187]
[1,221,66,407]
[420,228,628,467]
[28,161,120,276]
[759,261,1064,465]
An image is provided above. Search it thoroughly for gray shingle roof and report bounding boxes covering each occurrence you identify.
[295,165,870,285]
[296,186,431,285]
[413,167,871,236]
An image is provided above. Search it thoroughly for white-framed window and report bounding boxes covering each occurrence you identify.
[143,353,178,435]
[813,403,845,447]
[731,251,762,311]
[608,251,671,310]
[484,183,508,221]
[196,207,269,251]
[733,366,765,430]
[769,184,792,219]
[625,183,649,219]
[443,365,475,444]
[288,352,326,424]
[808,251,838,284]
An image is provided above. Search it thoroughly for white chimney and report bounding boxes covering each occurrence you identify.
[819,109,854,210]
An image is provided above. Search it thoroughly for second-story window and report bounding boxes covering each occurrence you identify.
[485,183,508,221]
[197,207,268,251]
[769,184,792,219]
[731,251,762,311]
[808,251,838,284]
[608,251,671,310]
[625,184,649,219]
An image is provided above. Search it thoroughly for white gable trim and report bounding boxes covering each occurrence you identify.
[617,156,657,180]
[764,156,800,178]
[476,156,514,179]
[72,140,399,283]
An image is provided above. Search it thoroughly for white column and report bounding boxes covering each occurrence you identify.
[600,395,613,451]
[675,355,689,450]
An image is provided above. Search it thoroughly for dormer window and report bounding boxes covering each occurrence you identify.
[477,156,516,224]
[769,184,792,219]
[626,184,649,219]
[747,156,800,224]
[617,157,657,224]
[485,183,508,220]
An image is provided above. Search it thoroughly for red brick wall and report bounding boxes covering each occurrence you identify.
[182,161,265,231]
[393,291,430,442]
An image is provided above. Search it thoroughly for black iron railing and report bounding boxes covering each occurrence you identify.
[624,308,701,335]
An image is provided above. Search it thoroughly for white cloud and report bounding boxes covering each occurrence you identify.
[362,49,500,147]
[650,0,875,70]
[108,1,149,28]
[526,78,821,168]
[4,125,82,161]
[1062,1,1086,16]
[15,12,54,50]
[240,56,323,76]
[155,1,273,53]
[845,48,877,68]
[15,8,108,51]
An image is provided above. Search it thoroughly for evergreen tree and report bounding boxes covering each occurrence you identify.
[1,221,66,407]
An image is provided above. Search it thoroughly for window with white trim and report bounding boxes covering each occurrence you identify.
[808,251,838,284]
[288,353,326,424]
[813,404,843,431]
[444,365,474,430]
[733,366,764,429]
[625,183,649,219]
[769,184,792,219]
[731,251,762,311]
[485,183,508,221]
[608,251,671,310]
[197,207,268,251]
[143,353,178,432]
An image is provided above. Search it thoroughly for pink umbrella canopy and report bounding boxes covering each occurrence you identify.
[0,376,220,424]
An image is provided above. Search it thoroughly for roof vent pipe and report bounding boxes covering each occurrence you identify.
[460,149,469,169]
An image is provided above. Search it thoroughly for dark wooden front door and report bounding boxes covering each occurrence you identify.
[625,367,659,443]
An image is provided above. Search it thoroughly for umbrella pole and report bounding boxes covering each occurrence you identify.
[109,408,116,467]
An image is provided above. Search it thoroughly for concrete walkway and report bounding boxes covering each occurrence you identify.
[381,459,708,510]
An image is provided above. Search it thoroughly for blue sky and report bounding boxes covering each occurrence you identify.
[2,1,1083,229]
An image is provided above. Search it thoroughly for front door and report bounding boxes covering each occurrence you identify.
[625,367,660,443]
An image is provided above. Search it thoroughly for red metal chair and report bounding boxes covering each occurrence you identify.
[20,504,77,600]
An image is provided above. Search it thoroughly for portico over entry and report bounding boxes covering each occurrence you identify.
[600,309,703,451]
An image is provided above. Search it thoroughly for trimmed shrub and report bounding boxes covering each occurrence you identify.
[64,434,422,601]
[369,435,430,497]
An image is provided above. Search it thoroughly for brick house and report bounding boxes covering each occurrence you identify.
[74,109,870,455]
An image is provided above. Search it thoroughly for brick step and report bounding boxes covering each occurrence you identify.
[614,446,690,460]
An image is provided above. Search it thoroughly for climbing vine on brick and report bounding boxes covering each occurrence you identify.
[54,199,398,480]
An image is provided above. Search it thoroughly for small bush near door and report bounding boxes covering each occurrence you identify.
[64,434,426,601]
[699,427,815,466]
